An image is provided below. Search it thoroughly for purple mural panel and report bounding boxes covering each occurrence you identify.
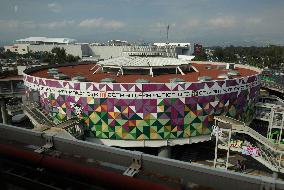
[24,70,260,140]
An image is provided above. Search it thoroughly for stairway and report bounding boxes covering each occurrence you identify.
[214,115,284,173]
[24,104,84,139]
[23,103,55,128]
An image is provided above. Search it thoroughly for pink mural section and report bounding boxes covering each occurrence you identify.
[23,73,260,140]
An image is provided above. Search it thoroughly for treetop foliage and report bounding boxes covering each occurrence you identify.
[0,47,80,65]
[193,45,284,69]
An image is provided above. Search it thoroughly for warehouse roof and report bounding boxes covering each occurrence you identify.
[98,56,189,68]
[16,37,76,44]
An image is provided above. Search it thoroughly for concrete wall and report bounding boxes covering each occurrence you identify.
[5,43,193,60]
[28,44,83,58]
[89,46,192,60]
[90,46,126,59]
[81,44,93,57]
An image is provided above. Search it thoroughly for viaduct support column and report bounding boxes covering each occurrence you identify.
[0,99,8,124]
[158,146,171,158]
[272,172,278,179]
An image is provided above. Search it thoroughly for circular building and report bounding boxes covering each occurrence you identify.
[23,57,261,147]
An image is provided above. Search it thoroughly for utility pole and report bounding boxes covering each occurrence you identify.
[166,24,170,43]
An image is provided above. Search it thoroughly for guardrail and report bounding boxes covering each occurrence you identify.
[261,80,284,93]
[1,124,284,190]
[23,104,54,127]
[215,115,284,175]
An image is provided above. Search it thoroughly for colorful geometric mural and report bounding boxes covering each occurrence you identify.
[24,73,260,140]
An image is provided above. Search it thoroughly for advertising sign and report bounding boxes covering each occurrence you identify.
[241,146,260,157]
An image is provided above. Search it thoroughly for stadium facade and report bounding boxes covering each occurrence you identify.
[23,54,261,147]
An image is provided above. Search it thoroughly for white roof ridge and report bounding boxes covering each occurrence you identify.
[98,56,190,67]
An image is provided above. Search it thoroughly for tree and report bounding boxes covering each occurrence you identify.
[192,48,207,61]
[0,47,4,54]
[0,49,17,60]
[0,46,80,64]
[66,55,80,63]
[213,47,225,61]
[51,47,67,64]
[207,45,284,69]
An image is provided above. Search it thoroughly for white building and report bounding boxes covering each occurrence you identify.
[153,43,192,56]
[4,37,193,60]
[4,44,29,55]
[15,37,77,45]
[153,42,191,47]
[107,40,130,46]
[4,37,79,56]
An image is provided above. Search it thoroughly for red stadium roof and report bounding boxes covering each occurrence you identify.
[30,62,259,83]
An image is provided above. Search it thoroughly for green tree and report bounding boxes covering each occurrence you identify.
[0,46,80,64]
[0,49,17,60]
[51,47,67,64]
[213,47,225,61]
[192,48,207,61]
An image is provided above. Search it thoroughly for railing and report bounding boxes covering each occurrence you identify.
[215,115,284,173]
[1,124,284,190]
[261,80,284,93]
[23,102,84,138]
[256,142,279,169]
[35,104,55,121]
[24,105,45,125]
[257,97,284,107]
[23,104,55,127]
[56,118,84,138]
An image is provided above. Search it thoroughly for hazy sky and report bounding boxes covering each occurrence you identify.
[1,0,284,46]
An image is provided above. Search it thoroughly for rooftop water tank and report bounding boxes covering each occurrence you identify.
[227,70,240,76]
[198,76,212,81]
[100,78,115,83]
[217,73,230,79]
[135,79,150,83]
[54,73,69,80]
[71,75,87,82]
[47,68,59,76]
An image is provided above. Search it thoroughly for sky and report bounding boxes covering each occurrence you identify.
[1,0,284,46]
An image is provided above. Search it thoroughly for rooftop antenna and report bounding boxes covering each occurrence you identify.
[159,28,162,42]
[166,24,170,43]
